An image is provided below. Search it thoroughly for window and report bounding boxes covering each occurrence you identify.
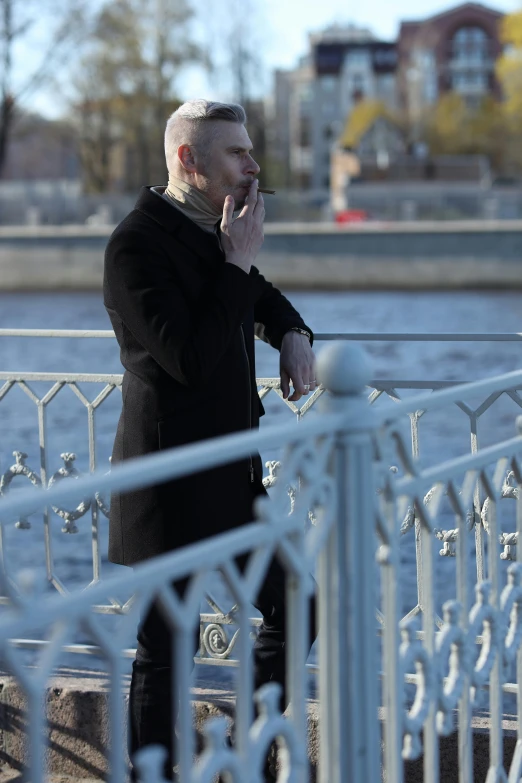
[452,71,487,91]
[321,76,337,93]
[347,49,369,67]
[324,125,335,140]
[322,101,337,116]
[299,118,311,147]
[298,84,313,103]
[452,26,489,65]
[373,48,397,68]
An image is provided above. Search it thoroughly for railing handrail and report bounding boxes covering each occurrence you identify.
[374,368,522,426]
[0,372,502,388]
[2,365,519,504]
[395,432,522,497]
[0,518,275,639]
[0,409,344,521]
[2,364,521,538]
[2,328,522,342]
[0,371,123,382]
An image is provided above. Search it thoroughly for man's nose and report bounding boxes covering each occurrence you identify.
[244,155,260,176]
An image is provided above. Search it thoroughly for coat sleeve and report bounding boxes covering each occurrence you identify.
[104,230,257,386]
[251,265,314,350]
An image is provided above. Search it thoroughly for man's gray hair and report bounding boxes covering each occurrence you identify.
[170,99,246,125]
[165,99,247,169]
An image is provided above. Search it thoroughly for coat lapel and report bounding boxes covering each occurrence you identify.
[134,186,225,267]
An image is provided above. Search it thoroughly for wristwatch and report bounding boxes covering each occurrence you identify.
[289,326,312,344]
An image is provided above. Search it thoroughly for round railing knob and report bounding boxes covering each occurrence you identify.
[316,341,372,395]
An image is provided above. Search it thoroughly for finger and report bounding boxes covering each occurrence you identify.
[291,372,308,396]
[237,179,259,218]
[280,369,290,399]
[253,191,264,216]
[236,180,259,221]
[309,361,318,390]
[245,179,258,213]
[288,389,303,402]
[237,201,249,219]
[221,195,235,231]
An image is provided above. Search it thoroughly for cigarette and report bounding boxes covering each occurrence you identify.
[258,188,276,194]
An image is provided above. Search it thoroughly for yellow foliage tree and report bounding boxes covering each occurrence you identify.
[424,93,507,172]
[499,9,522,48]
[424,93,468,155]
[339,101,390,148]
[497,13,522,118]
[495,10,522,172]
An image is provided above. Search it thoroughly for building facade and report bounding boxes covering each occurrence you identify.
[311,27,399,189]
[269,57,315,189]
[270,3,504,191]
[271,24,399,190]
[397,1,504,116]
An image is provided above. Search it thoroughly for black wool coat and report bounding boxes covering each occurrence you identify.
[103,186,313,566]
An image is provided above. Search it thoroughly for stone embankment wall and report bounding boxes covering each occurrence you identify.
[0,220,520,290]
[0,673,518,782]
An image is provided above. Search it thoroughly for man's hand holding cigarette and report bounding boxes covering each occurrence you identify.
[220,179,266,274]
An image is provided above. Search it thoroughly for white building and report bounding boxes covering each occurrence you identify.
[270,25,398,190]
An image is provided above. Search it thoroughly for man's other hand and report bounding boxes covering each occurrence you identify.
[280,331,316,401]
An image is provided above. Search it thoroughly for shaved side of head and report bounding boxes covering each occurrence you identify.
[165,99,247,174]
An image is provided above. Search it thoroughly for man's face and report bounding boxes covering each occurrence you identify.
[195,121,260,211]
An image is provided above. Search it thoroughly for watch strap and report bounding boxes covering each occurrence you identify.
[289,326,312,343]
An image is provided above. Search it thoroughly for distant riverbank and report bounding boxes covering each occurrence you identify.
[0,220,520,290]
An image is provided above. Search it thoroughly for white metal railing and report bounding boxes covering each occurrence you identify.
[0,343,375,782]
[374,391,522,782]
[3,330,522,672]
[2,328,522,340]
[2,341,522,780]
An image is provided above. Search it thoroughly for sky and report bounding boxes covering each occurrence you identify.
[256,0,520,70]
[24,0,522,118]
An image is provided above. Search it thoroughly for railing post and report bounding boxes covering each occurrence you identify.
[316,342,380,783]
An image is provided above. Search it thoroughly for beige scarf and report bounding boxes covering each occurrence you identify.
[163,174,223,233]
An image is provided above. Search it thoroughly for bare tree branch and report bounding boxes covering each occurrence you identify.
[72,0,203,191]
[0,0,90,175]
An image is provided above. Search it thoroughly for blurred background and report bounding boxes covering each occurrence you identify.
[2,0,522,226]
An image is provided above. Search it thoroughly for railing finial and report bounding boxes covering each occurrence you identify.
[316,341,372,396]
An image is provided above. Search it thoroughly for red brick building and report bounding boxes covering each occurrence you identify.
[397,2,504,111]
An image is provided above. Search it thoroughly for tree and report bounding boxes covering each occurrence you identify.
[74,0,204,192]
[0,0,86,176]
[495,10,522,173]
[422,93,507,173]
[200,0,271,178]
[423,93,469,155]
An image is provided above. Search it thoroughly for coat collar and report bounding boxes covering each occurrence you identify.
[134,186,225,267]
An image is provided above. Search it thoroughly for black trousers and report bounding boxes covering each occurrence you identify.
[128,557,317,778]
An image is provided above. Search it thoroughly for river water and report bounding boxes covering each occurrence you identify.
[0,289,521,680]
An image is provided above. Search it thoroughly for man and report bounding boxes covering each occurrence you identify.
[103,99,316,779]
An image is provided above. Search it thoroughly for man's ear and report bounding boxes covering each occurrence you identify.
[177,144,196,172]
